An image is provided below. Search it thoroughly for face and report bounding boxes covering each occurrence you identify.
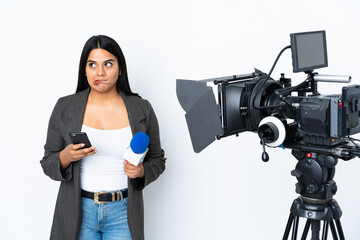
[85,48,121,93]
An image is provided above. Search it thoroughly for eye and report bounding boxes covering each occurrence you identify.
[105,62,113,67]
[88,62,96,68]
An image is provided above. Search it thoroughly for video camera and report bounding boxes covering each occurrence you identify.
[176,30,360,239]
[177,30,360,159]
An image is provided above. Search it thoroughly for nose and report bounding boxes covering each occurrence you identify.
[97,65,106,76]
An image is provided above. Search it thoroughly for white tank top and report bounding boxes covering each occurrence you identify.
[80,125,132,192]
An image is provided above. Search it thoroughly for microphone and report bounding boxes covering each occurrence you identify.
[123,132,149,166]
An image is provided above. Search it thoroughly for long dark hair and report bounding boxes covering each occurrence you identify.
[76,35,139,97]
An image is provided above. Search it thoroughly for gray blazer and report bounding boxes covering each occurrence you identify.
[40,88,166,240]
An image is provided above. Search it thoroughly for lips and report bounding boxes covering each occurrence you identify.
[94,80,105,85]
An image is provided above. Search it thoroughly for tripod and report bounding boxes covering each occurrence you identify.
[282,150,347,240]
[282,196,345,240]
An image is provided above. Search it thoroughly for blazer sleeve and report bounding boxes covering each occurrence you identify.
[134,100,166,191]
[40,98,73,182]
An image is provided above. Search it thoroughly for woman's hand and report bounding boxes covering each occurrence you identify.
[59,144,97,171]
[124,160,145,179]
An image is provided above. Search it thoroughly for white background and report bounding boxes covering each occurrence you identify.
[1,0,360,239]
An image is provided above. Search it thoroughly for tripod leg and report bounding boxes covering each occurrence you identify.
[301,219,311,240]
[321,221,329,240]
[329,220,339,240]
[335,219,345,240]
[283,213,294,240]
[311,220,320,240]
[292,216,300,240]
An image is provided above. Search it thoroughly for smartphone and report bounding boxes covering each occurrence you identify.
[69,132,92,148]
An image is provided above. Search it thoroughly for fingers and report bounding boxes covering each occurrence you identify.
[124,160,134,167]
[72,146,96,158]
[124,160,136,172]
[72,143,86,150]
[124,161,143,178]
[66,144,97,162]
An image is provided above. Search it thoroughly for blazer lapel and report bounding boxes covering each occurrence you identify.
[66,88,90,134]
[119,91,146,136]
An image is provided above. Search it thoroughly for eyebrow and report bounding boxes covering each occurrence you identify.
[87,59,116,63]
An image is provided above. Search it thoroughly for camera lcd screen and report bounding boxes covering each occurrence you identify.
[290,31,328,73]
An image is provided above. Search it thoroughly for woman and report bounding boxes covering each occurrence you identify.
[40,35,166,240]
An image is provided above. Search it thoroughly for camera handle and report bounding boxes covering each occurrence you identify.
[260,137,269,162]
[258,122,279,162]
[274,77,312,99]
[275,72,352,100]
[313,74,352,83]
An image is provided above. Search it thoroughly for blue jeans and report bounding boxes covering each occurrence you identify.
[79,194,131,240]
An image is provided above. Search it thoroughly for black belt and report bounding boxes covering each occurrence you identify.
[81,189,128,204]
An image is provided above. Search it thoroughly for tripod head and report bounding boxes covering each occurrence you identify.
[291,150,338,201]
[283,149,347,239]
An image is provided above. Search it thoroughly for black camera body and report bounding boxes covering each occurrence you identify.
[217,71,360,148]
[297,86,360,145]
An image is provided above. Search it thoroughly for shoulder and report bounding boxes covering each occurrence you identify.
[58,89,88,104]
[52,89,89,113]
[130,95,151,107]
[131,95,155,114]
[122,93,152,112]
[122,94,158,124]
